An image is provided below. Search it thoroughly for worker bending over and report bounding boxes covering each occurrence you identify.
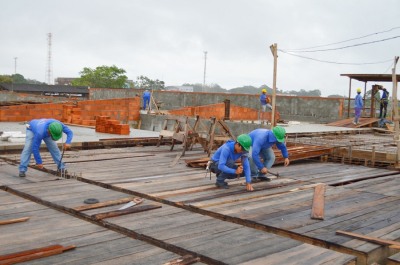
[249,126,289,182]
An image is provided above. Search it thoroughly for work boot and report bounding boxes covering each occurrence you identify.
[19,171,26,178]
[215,182,229,189]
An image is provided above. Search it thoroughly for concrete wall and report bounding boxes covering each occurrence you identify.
[140,114,268,137]
[90,88,344,123]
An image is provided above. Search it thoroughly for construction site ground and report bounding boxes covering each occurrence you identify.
[1,122,400,265]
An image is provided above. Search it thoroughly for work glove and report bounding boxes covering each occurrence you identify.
[35,164,44,169]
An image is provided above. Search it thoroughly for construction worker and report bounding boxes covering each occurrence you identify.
[260,88,272,123]
[379,87,389,119]
[210,134,254,191]
[18,119,73,177]
[249,126,289,182]
[353,88,363,125]
[142,90,151,110]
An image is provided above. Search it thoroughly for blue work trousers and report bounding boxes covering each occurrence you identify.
[249,147,275,177]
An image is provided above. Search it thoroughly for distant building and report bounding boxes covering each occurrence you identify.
[0,83,89,98]
[55,77,76,86]
[164,86,193,92]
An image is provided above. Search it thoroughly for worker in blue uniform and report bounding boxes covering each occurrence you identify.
[18,119,73,177]
[210,134,254,191]
[142,90,151,110]
[379,87,389,119]
[249,126,290,182]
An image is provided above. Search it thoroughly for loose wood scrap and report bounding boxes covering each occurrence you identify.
[73,197,137,211]
[0,217,30,225]
[162,254,200,265]
[0,245,75,265]
[311,184,326,220]
[92,204,162,220]
[336,230,400,249]
[184,157,209,168]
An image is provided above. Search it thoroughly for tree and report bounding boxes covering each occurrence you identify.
[0,75,12,83]
[72,65,128,88]
[134,75,165,90]
[12,74,26,84]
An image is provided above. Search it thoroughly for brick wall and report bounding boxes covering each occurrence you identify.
[0,98,140,125]
[168,103,280,122]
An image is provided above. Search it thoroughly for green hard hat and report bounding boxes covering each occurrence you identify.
[272,126,286,143]
[49,122,63,141]
[237,134,252,151]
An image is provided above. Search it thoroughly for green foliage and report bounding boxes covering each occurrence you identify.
[72,65,128,88]
[282,89,321,97]
[134,75,165,90]
[0,75,12,83]
[12,74,25,84]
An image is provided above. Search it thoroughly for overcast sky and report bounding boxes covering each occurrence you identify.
[1,0,399,96]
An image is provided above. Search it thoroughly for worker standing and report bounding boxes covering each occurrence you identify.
[209,134,254,191]
[259,88,272,124]
[353,88,363,125]
[18,119,73,177]
[248,127,289,182]
[142,90,151,110]
[379,87,389,119]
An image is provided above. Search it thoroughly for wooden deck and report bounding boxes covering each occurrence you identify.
[1,144,400,264]
[326,118,379,128]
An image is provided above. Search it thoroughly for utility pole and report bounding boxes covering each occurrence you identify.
[203,51,207,92]
[14,57,17,74]
[392,56,399,166]
[46,33,53,85]
[269,43,278,128]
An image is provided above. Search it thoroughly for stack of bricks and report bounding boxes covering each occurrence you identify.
[95,116,130,135]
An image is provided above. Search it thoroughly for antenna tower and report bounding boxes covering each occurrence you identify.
[46,33,53,85]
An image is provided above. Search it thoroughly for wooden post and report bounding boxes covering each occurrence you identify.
[270,43,278,128]
[371,145,376,167]
[392,56,400,166]
[223,99,230,121]
[347,78,352,118]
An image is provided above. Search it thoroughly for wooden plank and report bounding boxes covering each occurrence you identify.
[92,204,162,220]
[336,230,400,248]
[73,197,135,211]
[162,254,200,265]
[311,184,325,220]
[0,245,75,265]
[0,245,63,261]
[0,217,30,225]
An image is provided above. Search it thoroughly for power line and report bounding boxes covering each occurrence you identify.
[279,50,393,65]
[282,35,400,53]
[284,26,400,51]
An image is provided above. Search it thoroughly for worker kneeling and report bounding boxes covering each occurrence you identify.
[209,134,254,192]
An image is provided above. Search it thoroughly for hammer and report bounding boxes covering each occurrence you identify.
[268,170,280,178]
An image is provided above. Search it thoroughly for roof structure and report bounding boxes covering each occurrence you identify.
[0,83,89,97]
[340,73,400,83]
[341,73,400,118]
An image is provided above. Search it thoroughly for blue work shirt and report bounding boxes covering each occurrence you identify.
[381,90,389,102]
[28,119,73,165]
[354,93,363,108]
[249,128,288,170]
[211,140,251,183]
[259,94,267,105]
